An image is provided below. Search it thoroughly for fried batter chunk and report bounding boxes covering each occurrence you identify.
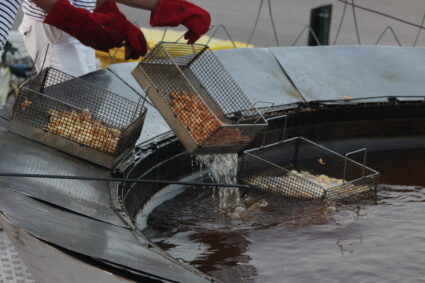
[45,109,122,153]
[170,90,221,144]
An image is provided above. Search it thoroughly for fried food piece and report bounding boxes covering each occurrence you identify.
[81,109,92,121]
[169,90,251,145]
[170,90,221,143]
[21,97,32,110]
[290,170,344,188]
[109,128,122,138]
[45,108,121,153]
[70,111,80,122]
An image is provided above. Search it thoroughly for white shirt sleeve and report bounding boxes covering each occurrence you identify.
[0,0,22,49]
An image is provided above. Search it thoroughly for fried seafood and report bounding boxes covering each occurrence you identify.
[45,109,122,153]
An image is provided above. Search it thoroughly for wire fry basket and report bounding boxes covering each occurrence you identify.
[239,137,380,201]
[132,42,267,154]
[9,67,147,168]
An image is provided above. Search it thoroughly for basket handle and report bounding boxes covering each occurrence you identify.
[174,25,216,44]
[237,101,273,124]
[343,148,367,183]
[108,68,149,121]
[236,100,273,124]
[29,44,50,82]
[131,86,149,121]
[254,100,274,123]
[261,114,287,147]
[206,24,237,48]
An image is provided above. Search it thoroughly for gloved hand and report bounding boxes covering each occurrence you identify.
[44,0,125,52]
[150,0,211,44]
[93,0,148,60]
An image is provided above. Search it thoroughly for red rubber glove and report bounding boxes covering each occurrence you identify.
[44,0,125,52]
[150,0,211,44]
[94,0,148,60]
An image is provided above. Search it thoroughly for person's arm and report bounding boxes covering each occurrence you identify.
[43,0,126,52]
[113,0,158,10]
[106,0,212,45]
[0,0,22,49]
[94,0,211,57]
[148,0,211,44]
[31,0,209,57]
[31,0,57,12]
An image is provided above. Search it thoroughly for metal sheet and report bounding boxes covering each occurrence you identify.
[270,46,425,101]
[215,48,304,106]
[0,100,12,121]
[0,226,35,282]
[107,62,146,102]
[0,190,211,282]
[80,67,142,104]
[1,215,136,283]
[138,104,171,144]
[0,121,126,228]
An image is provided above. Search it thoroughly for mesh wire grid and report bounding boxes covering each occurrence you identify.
[239,137,380,201]
[9,68,146,168]
[133,42,267,154]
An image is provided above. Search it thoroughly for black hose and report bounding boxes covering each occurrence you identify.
[0,172,250,189]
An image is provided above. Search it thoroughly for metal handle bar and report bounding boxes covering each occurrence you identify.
[0,172,250,189]
[261,114,288,147]
[343,148,367,183]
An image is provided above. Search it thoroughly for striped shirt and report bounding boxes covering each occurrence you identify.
[0,0,21,49]
[22,0,96,20]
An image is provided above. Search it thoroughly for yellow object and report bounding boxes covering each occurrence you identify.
[96,28,254,69]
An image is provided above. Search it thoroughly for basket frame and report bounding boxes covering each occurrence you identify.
[9,67,147,168]
[132,42,268,154]
[239,136,380,200]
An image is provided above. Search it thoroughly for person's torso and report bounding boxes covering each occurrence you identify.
[0,0,22,48]
[22,0,97,20]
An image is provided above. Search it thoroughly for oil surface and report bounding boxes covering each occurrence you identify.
[147,150,425,282]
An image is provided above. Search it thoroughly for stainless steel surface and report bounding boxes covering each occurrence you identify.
[0,215,136,283]
[0,190,211,282]
[1,44,424,282]
[81,66,144,104]
[0,120,126,228]
[239,137,380,200]
[0,227,34,283]
[215,48,304,106]
[270,46,425,101]
[9,68,146,168]
[87,46,425,146]
[133,42,267,154]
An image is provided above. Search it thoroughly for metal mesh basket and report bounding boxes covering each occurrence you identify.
[239,137,380,201]
[132,42,267,154]
[9,68,147,168]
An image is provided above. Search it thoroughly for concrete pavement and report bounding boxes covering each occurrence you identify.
[118,0,425,47]
[10,1,425,47]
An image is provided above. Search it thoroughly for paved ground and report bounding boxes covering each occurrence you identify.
[118,0,425,47]
[10,0,425,47]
